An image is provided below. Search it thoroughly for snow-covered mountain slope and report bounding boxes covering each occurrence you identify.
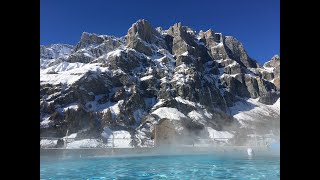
[40,19,279,147]
[40,44,74,69]
[230,98,279,134]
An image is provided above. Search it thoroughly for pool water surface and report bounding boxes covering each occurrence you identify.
[40,153,280,179]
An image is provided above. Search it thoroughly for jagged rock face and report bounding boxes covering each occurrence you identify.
[40,19,280,144]
[199,29,217,48]
[75,32,105,50]
[74,32,122,53]
[224,63,245,74]
[221,75,250,98]
[258,91,280,105]
[126,19,167,56]
[167,23,196,56]
[40,44,74,69]
[40,44,74,60]
[264,55,280,91]
[244,75,260,98]
[273,78,280,91]
[261,71,274,81]
[223,36,258,68]
[107,50,146,72]
[202,34,258,69]
[264,55,280,69]
[67,51,94,63]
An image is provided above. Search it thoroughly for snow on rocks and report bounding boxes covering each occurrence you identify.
[66,139,102,149]
[206,127,234,139]
[187,110,206,125]
[40,63,110,85]
[140,75,153,81]
[151,107,187,121]
[229,98,280,128]
[175,96,196,107]
[40,139,58,148]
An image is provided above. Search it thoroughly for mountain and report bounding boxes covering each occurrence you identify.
[40,19,280,148]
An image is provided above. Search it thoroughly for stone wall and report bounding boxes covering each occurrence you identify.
[154,119,177,147]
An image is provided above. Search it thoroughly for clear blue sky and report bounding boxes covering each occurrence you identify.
[40,0,279,64]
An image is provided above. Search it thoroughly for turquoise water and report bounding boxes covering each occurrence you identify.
[41,153,279,179]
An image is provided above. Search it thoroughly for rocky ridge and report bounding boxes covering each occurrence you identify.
[40,19,280,148]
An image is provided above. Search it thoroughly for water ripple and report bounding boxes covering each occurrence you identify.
[41,154,280,179]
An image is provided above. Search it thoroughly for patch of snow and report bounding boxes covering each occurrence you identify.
[40,117,52,128]
[40,139,57,148]
[40,63,110,85]
[206,127,234,139]
[83,52,93,57]
[40,72,82,85]
[181,51,188,56]
[187,111,206,125]
[187,30,194,34]
[175,96,196,107]
[151,107,186,121]
[244,73,256,79]
[203,109,213,119]
[215,42,224,47]
[230,73,240,78]
[229,98,280,128]
[109,100,123,116]
[111,68,125,77]
[140,75,153,81]
[63,103,79,111]
[65,133,77,139]
[66,139,102,149]
[215,59,223,63]
[263,67,275,73]
[227,61,239,67]
[107,49,122,58]
[40,58,58,69]
[113,130,131,139]
[171,64,192,85]
[40,63,109,84]
[151,99,165,110]
[271,98,280,112]
[45,62,86,73]
[40,44,73,60]
[160,77,167,84]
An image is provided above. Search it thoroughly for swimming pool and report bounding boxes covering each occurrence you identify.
[41,152,279,179]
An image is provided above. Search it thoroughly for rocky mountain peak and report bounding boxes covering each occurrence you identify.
[203,29,215,39]
[262,55,280,91]
[127,19,155,43]
[40,19,280,147]
[272,54,280,59]
[264,54,280,68]
[74,32,117,52]
[222,36,258,68]
[126,19,166,56]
